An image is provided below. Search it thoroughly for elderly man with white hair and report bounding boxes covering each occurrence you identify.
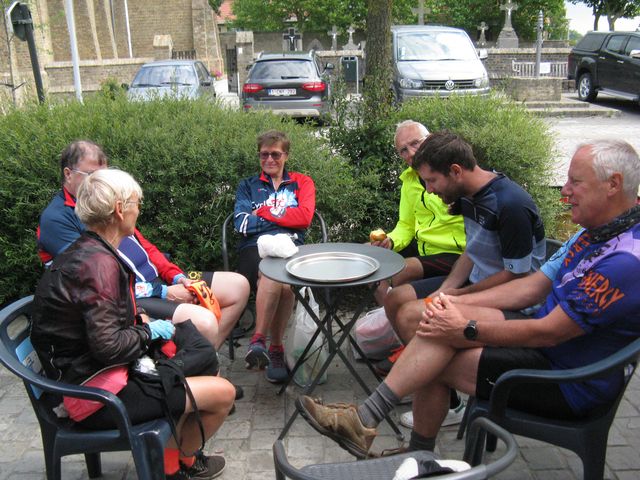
[296,139,640,461]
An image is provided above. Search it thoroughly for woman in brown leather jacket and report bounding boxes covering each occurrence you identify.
[31,169,233,480]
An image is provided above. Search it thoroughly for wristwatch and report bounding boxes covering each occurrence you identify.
[463,320,478,340]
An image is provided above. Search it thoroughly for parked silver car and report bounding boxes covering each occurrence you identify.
[127,60,216,101]
[242,52,334,119]
[392,25,490,102]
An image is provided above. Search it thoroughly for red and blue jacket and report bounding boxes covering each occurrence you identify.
[37,189,185,298]
[234,169,316,250]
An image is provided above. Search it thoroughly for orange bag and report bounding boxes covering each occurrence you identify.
[187,280,221,323]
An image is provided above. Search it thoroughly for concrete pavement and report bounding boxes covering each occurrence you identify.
[1,331,639,480]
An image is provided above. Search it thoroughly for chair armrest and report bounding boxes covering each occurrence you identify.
[489,337,640,417]
[221,212,234,271]
[0,348,134,435]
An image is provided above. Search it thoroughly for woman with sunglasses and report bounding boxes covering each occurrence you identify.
[31,169,235,479]
[233,130,316,383]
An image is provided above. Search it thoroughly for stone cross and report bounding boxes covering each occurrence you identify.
[477,21,489,46]
[411,0,431,25]
[283,27,301,51]
[327,25,339,51]
[500,0,518,30]
[343,25,358,50]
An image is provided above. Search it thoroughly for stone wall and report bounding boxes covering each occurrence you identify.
[45,57,154,94]
[1,0,223,103]
[484,47,571,80]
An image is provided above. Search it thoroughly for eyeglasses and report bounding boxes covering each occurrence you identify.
[71,169,96,176]
[125,199,143,208]
[397,137,426,157]
[259,151,285,160]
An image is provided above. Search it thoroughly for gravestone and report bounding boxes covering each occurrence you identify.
[343,25,358,50]
[307,38,324,52]
[282,27,302,51]
[411,0,431,25]
[327,25,339,51]
[477,21,489,47]
[497,0,519,48]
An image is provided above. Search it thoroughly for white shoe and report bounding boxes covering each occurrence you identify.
[400,400,467,429]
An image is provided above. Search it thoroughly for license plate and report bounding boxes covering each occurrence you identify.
[268,88,296,96]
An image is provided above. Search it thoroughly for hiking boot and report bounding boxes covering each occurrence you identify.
[373,345,405,377]
[400,399,467,429]
[295,395,377,459]
[234,384,244,400]
[266,348,289,383]
[183,452,226,479]
[245,340,269,370]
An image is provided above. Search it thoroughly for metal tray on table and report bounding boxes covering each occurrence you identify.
[285,252,380,283]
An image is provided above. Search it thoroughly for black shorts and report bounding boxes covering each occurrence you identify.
[416,253,459,279]
[79,378,186,430]
[136,271,215,320]
[236,246,261,291]
[476,347,578,419]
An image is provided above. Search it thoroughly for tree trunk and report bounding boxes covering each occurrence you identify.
[592,5,600,30]
[364,0,393,121]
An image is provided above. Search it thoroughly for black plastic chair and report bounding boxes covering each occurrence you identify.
[0,296,172,480]
[456,237,566,440]
[220,210,329,359]
[273,417,518,480]
[463,337,640,480]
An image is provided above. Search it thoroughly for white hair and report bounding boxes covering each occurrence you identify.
[394,120,429,143]
[577,140,640,201]
[75,169,143,227]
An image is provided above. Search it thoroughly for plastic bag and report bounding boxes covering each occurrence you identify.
[353,307,402,360]
[285,287,328,387]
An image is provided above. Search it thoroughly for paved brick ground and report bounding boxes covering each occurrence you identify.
[1,332,639,480]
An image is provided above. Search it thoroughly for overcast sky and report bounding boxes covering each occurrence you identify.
[565,1,639,34]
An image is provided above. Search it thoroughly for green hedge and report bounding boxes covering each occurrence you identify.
[0,92,561,305]
[0,95,370,305]
[327,92,562,244]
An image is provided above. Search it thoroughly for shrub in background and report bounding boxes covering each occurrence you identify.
[327,92,562,242]
[0,95,369,304]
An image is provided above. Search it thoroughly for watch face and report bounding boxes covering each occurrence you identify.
[464,321,477,340]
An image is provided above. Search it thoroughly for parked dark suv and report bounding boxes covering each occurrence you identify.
[568,31,640,103]
[242,52,334,119]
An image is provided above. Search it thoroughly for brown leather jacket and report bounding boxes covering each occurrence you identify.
[31,231,152,384]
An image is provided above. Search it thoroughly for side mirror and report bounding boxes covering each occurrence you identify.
[630,49,640,59]
[201,80,212,87]
[121,83,129,90]
[246,64,253,71]
[477,49,488,60]
[325,62,335,71]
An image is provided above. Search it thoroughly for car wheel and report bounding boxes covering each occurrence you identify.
[577,73,597,102]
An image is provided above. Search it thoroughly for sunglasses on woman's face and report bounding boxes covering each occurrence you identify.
[259,151,285,160]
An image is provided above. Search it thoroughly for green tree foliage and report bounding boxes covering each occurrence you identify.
[427,0,567,41]
[231,0,567,41]
[327,91,563,255]
[570,0,639,30]
[0,94,370,305]
[231,0,416,33]
[207,0,224,14]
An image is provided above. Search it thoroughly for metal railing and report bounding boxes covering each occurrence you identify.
[511,60,567,77]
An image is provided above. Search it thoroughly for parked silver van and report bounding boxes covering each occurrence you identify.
[391,25,490,102]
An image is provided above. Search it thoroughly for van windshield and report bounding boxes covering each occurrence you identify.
[396,32,477,61]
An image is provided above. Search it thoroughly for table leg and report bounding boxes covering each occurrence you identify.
[279,285,404,441]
